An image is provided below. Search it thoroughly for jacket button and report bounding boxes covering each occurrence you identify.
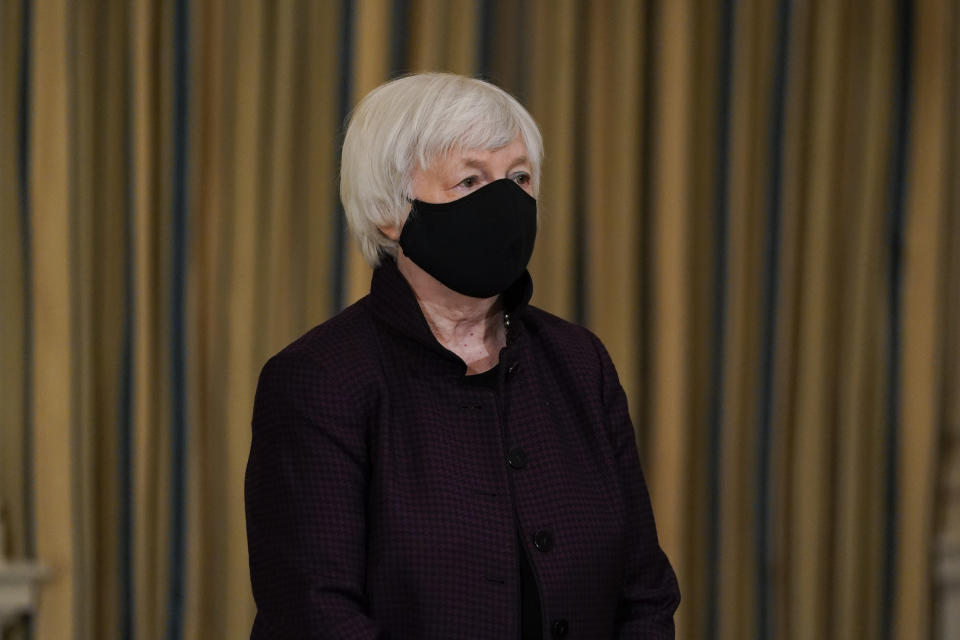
[551,619,569,637]
[506,446,527,469]
[533,529,553,552]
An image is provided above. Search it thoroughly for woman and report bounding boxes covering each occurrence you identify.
[245,73,679,639]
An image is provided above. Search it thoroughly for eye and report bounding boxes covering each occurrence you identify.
[511,172,530,186]
[458,175,480,189]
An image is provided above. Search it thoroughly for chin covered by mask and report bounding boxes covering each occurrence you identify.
[398,179,537,299]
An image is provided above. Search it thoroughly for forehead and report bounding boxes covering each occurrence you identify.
[426,137,530,174]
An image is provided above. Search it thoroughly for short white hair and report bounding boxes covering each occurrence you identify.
[340,73,544,266]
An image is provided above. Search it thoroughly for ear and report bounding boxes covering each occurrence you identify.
[378,223,401,241]
[379,200,413,241]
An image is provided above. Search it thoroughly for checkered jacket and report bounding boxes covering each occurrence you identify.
[245,259,679,639]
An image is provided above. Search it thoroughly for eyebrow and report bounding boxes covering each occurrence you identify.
[461,156,530,170]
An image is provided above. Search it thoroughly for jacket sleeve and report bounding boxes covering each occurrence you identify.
[593,337,680,639]
[245,352,384,639]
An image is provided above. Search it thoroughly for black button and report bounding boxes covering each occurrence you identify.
[551,619,568,637]
[506,446,527,469]
[533,529,553,552]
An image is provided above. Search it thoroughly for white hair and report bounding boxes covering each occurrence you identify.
[340,73,544,266]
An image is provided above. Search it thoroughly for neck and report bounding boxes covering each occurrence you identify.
[395,250,505,373]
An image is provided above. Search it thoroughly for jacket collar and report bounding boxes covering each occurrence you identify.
[368,256,533,361]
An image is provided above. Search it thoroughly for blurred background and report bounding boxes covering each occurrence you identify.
[1,0,958,638]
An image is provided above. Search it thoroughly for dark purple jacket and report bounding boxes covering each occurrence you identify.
[245,259,679,639]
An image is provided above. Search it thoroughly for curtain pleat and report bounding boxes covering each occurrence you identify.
[68,2,96,635]
[0,0,28,601]
[184,0,230,633]
[262,0,299,354]
[770,1,813,636]
[216,1,268,636]
[68,0,132,635]
[4,1,957,638]
[302,0,342,325]
[28,2,75,639]
[526,0,577,319]
[934,6,960,634]
[344,0,390,305]
[831,2,895,638]
[895,2,952,638]
[688,3,724,633]
[0,4,30,640]
[130,0,168,635]
[408,0,447,72]
[444,0,477,76]
[789,1,847,638]
[583,0,642,406]
[647,4,694,639]
[717,2,776,637]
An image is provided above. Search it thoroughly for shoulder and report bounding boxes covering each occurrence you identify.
[254,297,382,424]
[275,296,379,366]
[519,305,610,374]
[521,305,605,353]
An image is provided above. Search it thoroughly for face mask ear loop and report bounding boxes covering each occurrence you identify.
[394,196,417,246]
[374,196,416,245]
[402,190,417,215]
[402,197,416,221]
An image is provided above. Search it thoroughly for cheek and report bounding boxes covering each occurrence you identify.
[409,167,454,203]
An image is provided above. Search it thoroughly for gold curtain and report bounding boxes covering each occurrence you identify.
[1,1,957,639]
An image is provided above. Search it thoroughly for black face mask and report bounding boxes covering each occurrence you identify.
[399,178,537,298]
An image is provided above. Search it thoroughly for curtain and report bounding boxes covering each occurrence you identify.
[1,1,957,638]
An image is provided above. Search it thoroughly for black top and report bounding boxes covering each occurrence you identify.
[247,257,681,637]
[465,365,543,640]
[463,365,499,388]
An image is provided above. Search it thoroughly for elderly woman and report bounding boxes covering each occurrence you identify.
[245,73,679,639]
